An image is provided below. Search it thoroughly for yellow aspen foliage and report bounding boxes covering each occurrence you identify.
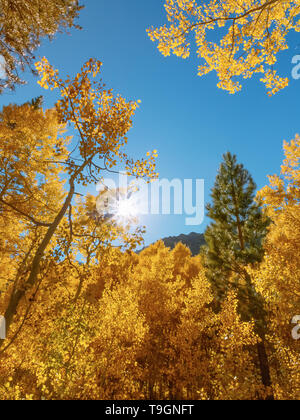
[0,57,157,349]
[1,133,299,400]
[0,102,69,317]
[255,135,300,307]
[0,0,82,92]
[251,135,300,399]
[0,232,297,400]
[148,0,296,94]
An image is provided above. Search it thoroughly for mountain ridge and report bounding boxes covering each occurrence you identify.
[162,232,205,256]
[140,232,206,256]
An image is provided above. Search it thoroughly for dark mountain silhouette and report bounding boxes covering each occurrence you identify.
[139,232,206,256]
[162,232,205,256]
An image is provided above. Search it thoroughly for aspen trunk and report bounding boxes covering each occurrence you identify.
[257,340,274,400]
[0,179,75,347]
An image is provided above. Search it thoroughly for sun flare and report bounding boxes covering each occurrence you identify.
[116,197,139,219]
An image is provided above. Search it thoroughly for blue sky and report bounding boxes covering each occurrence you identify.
[1,0,300,246]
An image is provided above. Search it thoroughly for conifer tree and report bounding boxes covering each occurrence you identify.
[202,152,273,399]
[204,153,269,293]
[25,96,44,110]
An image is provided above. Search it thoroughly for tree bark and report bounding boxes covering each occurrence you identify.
[257,340,274,400]
[230,174,245,251]
[0,178,75,347]
[245,272,274,400]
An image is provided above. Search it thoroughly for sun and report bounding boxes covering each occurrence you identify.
[116,197,139,219]
[96,185,141,224]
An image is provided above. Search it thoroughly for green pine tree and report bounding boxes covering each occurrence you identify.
[24,96,44,110]
[202,152,273,399]
[203,153,269,304]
